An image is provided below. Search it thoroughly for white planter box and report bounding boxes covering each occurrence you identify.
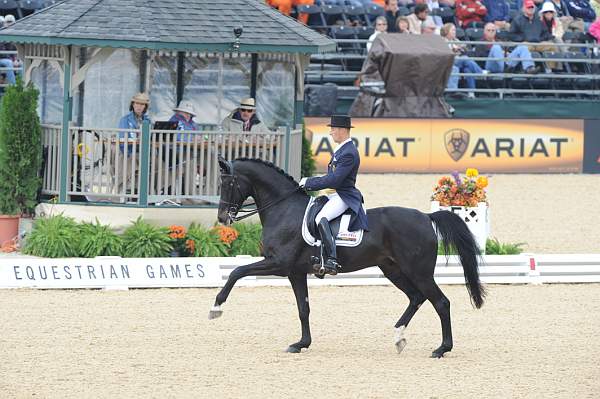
[430,201,489,252]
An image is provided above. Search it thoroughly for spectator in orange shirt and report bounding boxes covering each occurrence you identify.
[267,0,315,24]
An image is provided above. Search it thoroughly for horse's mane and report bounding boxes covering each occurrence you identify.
[233,158,299,186]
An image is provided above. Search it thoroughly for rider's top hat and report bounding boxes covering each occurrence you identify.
[327,114,354,129]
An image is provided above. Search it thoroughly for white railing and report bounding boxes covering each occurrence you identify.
[41,125,303,205]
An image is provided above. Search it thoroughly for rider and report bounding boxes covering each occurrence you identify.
[299,115,368,275]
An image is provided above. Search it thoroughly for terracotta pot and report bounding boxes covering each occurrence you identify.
[0,214,20,246]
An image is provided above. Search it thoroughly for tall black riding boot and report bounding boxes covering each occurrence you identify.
[317,217,340,275]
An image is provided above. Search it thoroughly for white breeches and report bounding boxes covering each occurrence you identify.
[315,193,349,224]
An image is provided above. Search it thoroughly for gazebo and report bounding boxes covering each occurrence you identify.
[0,0,334,215]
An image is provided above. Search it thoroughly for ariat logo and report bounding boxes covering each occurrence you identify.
[445,129,470,161]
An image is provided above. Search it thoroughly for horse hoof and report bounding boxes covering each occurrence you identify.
[431,351,444,358]
[395,338,407,354]
[208,305,223,320]
[286,346,301,353]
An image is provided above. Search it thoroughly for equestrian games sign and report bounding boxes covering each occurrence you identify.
[0,257,229,289]
[305,118,594,173]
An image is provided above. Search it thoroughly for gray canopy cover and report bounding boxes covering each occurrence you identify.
[350,33,455,118]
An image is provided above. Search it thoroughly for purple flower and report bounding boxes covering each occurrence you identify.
[451,170,461,185]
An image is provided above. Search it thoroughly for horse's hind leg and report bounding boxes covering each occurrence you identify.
[380,267,426,354]
[413,277,453,358]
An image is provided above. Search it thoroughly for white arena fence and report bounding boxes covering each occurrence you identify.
[1,254,599,289]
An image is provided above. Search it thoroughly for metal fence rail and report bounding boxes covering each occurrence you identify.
[41,124,303,206]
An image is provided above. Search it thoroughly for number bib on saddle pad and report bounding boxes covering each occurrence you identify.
[301,196,364,247]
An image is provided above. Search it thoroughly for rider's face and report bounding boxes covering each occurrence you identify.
[330,127,349,144]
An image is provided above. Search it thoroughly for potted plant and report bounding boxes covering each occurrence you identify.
[430,168,489,251]
[0,77,42,247]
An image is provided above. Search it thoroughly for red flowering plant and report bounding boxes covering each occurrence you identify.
[431,168,488,207]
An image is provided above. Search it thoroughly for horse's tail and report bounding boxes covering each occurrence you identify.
[429,211,486,309]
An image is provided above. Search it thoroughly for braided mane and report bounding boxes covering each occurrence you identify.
[233,158,299,186]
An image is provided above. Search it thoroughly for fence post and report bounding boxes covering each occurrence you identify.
[138,120,151,206]
[59,47,72,203]
[284,124,291,173]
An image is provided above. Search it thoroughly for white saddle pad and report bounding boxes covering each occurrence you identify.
[302,197,364,247]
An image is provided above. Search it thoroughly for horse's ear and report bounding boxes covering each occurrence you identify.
[218,155,231,174]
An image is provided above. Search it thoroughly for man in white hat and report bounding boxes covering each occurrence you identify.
[169,100,199,131]
[221,98,269,133]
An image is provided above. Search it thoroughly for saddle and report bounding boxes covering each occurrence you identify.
[302,196,364,248]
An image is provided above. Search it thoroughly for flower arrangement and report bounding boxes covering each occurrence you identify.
[431,168,488,207]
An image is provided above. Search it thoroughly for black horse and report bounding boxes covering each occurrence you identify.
[210,157,485,358]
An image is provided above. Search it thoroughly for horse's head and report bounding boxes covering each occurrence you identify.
[217,156,252,225]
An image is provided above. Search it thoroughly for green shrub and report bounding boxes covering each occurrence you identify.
[78,219,123,257]
[486,237,525,255]
[121,217,173,258]
[229,222,262,256]
[301,123,316,178]
[186,223,229,257]
[0,77,42,216]
[22,214,81,258]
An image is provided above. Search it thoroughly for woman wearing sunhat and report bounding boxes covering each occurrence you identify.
[169,100,199,131]
[299,115,368,276]
[118,92,151,133]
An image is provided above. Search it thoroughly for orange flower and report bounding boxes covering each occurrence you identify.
[185,239,195,252]
[213,225,239,245]
[476,176,488,189]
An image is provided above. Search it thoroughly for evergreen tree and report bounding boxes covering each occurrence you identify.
[0,78,42,215]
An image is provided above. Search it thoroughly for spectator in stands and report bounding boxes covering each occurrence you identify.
[474,23,540,73]
[483,0,511,30]
[407,3,431,34]
[119,93,151,131]
[0,41,17,85]
[566,0,596,25]
[455,0,488,28]
[422,18,439,33]
[367,16,388,51]
[511,0,558,68]
[441,23,486,98]
[385,0,401,32]
[423,0,444,26]
[540,1,565,42]
[549,0,585,32]
[589,16,600,41]
[221,98,269,133]
[396,16,411,32]
[294,0,315,25]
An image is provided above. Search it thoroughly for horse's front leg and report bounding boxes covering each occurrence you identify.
[208,258,281,319]
[286,271,312,353]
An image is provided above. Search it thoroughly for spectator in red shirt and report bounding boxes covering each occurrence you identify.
[455,0,488,28]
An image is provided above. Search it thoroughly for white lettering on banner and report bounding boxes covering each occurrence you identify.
[0,257,249,289]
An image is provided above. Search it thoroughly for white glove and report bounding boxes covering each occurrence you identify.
[299,177,307,188]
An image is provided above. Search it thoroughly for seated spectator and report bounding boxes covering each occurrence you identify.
[549,0,586,32]
[407,3,431,34]
[221,98,269,133]
[293,0,315,25]
[440,23,486,98]
[0,42,17,85]
[589,16,600,41]
[170,101,199,139]
[455,0,488,28]
[118,92,151,135]
[540,2,565,42]
[422,18,439,33]
[367,16,388,51]
[474,23,540,73]
[423,0,444,27]
[483,0,511,30]
[385,0,401,32]
[510,0,558,67]
[396,16,411,33]
[566,0,596,24]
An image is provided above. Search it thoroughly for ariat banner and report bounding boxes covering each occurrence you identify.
[306,118,585,173]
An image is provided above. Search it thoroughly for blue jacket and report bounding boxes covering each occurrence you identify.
[483,0,510,22]
[566,0,596,22]
[305,140,368,231]
[118,112,150,153]
[169,113,199,142]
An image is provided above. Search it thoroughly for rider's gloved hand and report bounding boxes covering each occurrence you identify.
[299,177,307,188]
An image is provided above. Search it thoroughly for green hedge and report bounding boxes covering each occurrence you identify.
[22,215,263,258]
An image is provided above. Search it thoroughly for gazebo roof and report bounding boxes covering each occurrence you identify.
[0,0,335,53]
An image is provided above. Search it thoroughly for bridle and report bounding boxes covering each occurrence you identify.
[219,172,302,223]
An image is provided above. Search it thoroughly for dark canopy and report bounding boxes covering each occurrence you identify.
[350,33,454,118]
